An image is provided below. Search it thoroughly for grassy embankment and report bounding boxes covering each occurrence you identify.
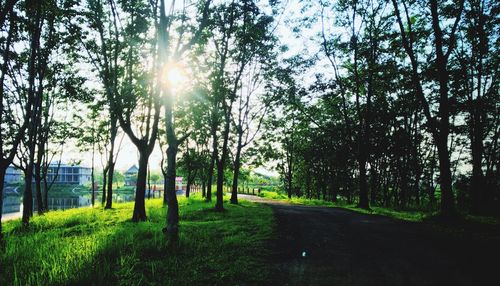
[0,194,274,285]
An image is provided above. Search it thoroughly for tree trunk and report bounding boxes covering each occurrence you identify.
[206,130,217,202]
[186,170,191,198]
[132,151,148,221]
[164,143,179,239]
[215,113,231,211]
[105,116,117,209]
[43,177,49,211]
[215,159,225,211]
[357,154,369,209]
[470,101,485,213]
[202,180,206,198]
[0,166,6,240]
[162,169,168,204]
[34,162,44,214]
[429,0,459,217]
[147,166,151,200]
[230,137,243,204]
[102,168,107,205]
[436,134,455,216]
[91,137,96,207]
[22,167,34,226]
[105,161,114,209]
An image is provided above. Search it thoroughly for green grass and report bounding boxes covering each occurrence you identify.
[342,206,427,221]
[258,190,288,200]
[0,194,274,285]
[259,190,426,221]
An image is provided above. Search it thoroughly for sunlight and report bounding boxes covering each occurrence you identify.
[162,62,186,89]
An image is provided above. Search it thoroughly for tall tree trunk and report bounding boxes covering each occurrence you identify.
[230,135,243,204]
[431,0,457,216]
[215,115,231,211]
[186,170,191,198]
[102,169,107,205]
[0,166,6,240]
[162,168,168,204]
[132,151,148,221]
[22,166,34,225]
[105,115,117,209]
[91,143,95,207]
[469,1,486,213]
[164,143,179,239]
[206,129,217,202]
[22,3,43,226]
[105,162,115,208]
[358,155,369,209]
[215,159,225,211]
[436,133,455,215]
[202,180,206,198]
[147,166,151,200]
[470,99,484,213]
[43,177,49,210]
[34,162,43,213]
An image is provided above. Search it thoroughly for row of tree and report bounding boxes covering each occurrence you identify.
[265,0,498,216]
[1,0,498,242]
[0,0,277,241]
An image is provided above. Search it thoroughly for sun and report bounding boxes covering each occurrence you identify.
[163,62,186,89]
[167,67,184,86]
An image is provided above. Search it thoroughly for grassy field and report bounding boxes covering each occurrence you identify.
[0,194,274,286]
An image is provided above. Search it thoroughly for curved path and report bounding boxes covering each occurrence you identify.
[239,194,500,286]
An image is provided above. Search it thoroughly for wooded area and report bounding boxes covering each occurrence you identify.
[0,0,499,243]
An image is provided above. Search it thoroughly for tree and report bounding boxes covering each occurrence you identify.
[73,0,160,221]
[156,0,212,239]
[0,0,26,239]
[229,62,272,204]
[392,0,465,216]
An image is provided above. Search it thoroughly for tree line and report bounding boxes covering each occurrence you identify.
[0,0,277,241]
[264,0,498,217]
[0,0,498,243]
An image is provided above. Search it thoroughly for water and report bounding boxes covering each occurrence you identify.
[1,187,173,219]
[1,194,137,218]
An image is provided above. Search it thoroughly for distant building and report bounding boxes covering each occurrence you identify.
[175,177,184,191]
[5,165,22,185]
[46,163,91,185]
[125,165,139,186]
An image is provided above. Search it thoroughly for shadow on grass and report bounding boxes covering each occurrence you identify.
[1,197,275,285]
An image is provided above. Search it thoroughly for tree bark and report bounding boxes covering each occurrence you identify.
[132,151,148,221]
[430,0,459,216]
[186,169,192,198]
[215,114,231,211]
[105,161,115,208]
[206,128,217,202]
[164,143,179,239]
[105,115,118,209]
[0,166,6,240]
[202,180,206,198]
[215,158,225,211]
[102,168,107,205]
[469,1,486,213]
[34,162,43,213]
[230,135,243,204]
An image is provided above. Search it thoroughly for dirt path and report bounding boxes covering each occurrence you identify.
[239,195,500,286]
